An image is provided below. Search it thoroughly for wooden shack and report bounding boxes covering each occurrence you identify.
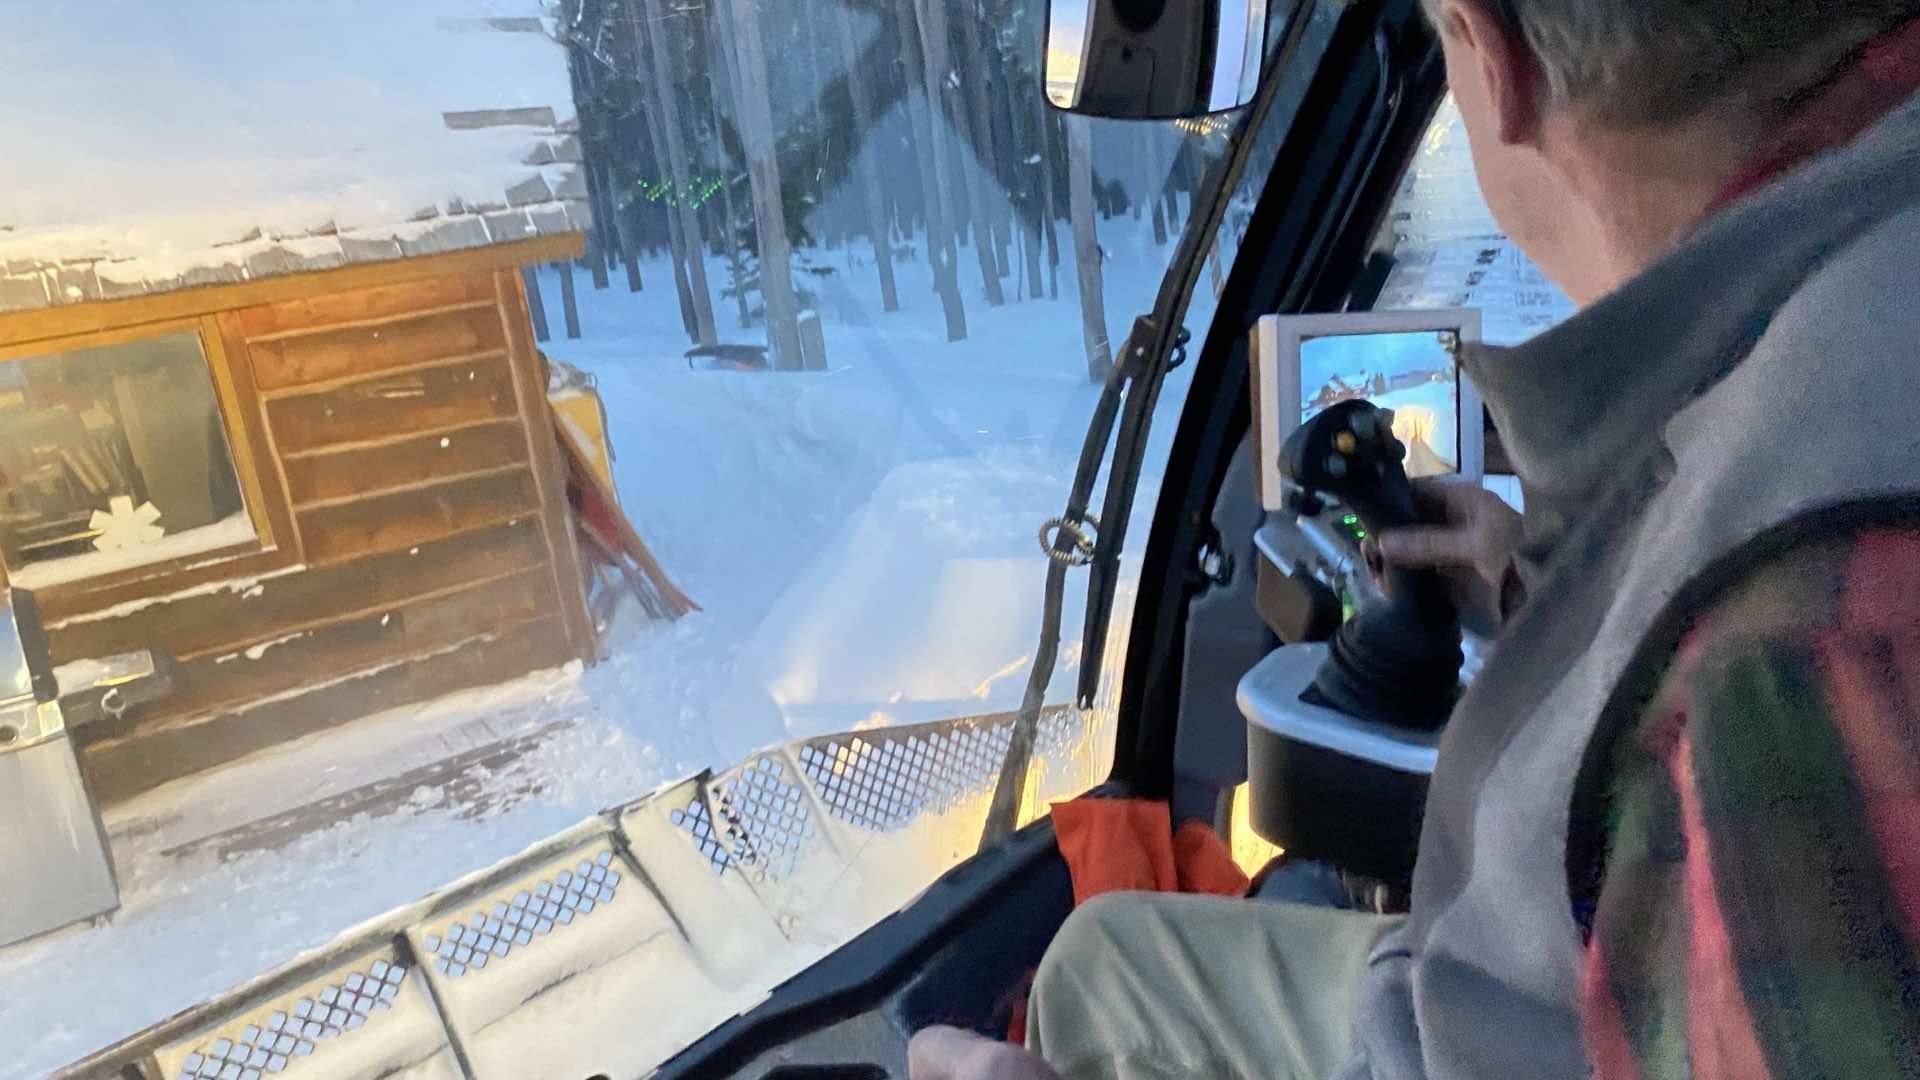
[0,3,603,804]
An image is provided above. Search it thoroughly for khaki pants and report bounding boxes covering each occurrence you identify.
[1024,892,1403,1080]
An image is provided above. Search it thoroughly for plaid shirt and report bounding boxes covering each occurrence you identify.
[1571,20,1920,1076]
[1579,527,1920,1077]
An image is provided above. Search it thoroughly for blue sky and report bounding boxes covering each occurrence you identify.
[1300,330,1452,409]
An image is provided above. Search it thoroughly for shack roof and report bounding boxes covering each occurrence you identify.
[0,1,588,315]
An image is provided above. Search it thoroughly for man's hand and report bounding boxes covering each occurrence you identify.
[1369,477,1523,636]
[908,1026,1063,1080]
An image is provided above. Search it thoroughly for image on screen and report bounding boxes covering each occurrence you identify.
[1300,330,1460,479]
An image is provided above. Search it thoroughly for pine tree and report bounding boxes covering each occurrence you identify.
[725,0,807,368]
[633,0,718,345]
[915,0,1005,307]
[834,0,901,312]
[898,0,968,340]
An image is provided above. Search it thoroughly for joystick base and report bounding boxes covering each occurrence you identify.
[1303,607,1461,730]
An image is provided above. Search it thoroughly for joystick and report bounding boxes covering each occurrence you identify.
[1278,399,1462,729]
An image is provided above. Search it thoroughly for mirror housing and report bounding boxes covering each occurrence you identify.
[1044,0,1269,119]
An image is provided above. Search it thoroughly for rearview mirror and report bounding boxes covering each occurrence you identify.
[1045,0,1269,119]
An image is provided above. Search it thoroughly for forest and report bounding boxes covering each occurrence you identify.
[544,0,1231,381]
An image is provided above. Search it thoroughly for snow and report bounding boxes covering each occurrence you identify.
[1374,99,1579,345]
[52,656,123,696]
[45,564,305,631]
[0,0,574,276]
[10,512,256,591]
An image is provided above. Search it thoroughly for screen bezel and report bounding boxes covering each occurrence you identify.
[1250,308,1485,512]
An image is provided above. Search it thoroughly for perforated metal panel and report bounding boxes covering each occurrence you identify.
[421,850,622,979]
[167,958,407,1079]
[67,707,1115,1079]
[668,789,732,875]
[796,719,1014,832]
[706,755,817,882]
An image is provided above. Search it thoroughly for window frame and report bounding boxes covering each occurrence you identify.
[0,314,296,604]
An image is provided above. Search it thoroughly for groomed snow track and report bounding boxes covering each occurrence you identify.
[59,705,1098,1080]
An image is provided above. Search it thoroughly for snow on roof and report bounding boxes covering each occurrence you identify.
[0,1,588,314]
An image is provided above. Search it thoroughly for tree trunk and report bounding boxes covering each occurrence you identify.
[1033,97,1062,299]
[523,266,551,343]
[915,0,1004,307]
[703,9,755,329]
[726,0,805,369]
[634,0,718,345]
[899,0,967,339]
[644,106,700,339]
[1066,116,1112,383]
[635,26,698,339]
[834,0,900,313]
[570,54,622,292]
[554,260,583,340]
[1138,127,1168,246]
[613,201,645,291]
[587,238,613,289]
[1007,54,1047,301]
[721,182,752,328]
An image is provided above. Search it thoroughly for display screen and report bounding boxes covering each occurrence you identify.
[1299,330,1460,479]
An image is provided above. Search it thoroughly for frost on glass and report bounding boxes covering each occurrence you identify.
[1374,98,1578,345]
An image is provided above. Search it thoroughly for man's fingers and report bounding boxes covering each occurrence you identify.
[908,1026,973,1079]
[1375,524,1480,569]
[908,1026,1063,1080]
[1408,474,1481,516]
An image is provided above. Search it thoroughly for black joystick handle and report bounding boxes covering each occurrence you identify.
[1279,400,1462,729]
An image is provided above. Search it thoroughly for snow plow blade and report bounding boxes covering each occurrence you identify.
[56,705,1098,1079]
[554,401,699,620]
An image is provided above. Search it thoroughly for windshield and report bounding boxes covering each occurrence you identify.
[0,0,1266,1073]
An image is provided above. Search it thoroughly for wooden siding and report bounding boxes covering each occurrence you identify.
[43,259,593,805]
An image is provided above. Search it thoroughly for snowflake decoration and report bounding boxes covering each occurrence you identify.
[90,496,164,552]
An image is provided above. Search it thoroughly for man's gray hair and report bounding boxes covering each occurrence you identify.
[1429,0,1920,124]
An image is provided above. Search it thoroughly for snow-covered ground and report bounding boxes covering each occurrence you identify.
[541,233,1186,756]
[0,225,1189,1076]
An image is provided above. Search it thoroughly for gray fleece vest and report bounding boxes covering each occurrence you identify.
[1338,90,1920,1080]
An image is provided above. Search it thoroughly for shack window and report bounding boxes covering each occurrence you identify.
[0,330,256,589]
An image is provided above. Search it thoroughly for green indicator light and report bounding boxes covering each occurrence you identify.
[1354,530,1367,540]
[1342,514,1358,525]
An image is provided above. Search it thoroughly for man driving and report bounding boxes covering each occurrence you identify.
[914,0,1920,1076]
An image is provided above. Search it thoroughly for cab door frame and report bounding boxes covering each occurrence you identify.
[1110,0,1448,798]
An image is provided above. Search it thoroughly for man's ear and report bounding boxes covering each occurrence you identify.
[1441,0,1545,144]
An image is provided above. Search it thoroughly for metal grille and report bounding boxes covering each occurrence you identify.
[1032,708,1078,768]
[797,720,1014,832]
[708,755,815,882]
[422,851,621,978]
[669,790,732,875]
[173,959,405,1078]
[67,707,1116,1078]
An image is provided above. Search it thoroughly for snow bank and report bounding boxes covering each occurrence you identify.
[538,227,1175,753]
